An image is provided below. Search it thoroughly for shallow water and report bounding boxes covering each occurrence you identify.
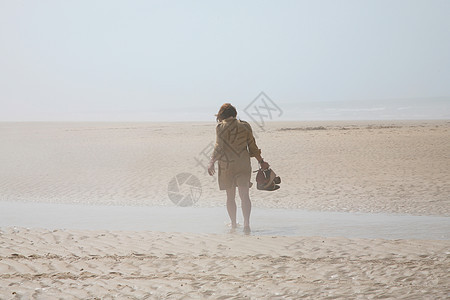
[0,201,449,240]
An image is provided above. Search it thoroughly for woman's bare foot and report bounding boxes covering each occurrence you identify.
[243,226,251,235]
[227,222,238,233]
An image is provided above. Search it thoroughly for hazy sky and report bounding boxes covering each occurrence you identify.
[1,0,449,121]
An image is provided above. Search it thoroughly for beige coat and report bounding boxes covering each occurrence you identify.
[212,117,261,190]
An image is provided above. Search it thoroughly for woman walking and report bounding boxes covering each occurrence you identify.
[208,103,269,234]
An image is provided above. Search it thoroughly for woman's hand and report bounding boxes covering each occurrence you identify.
[255,154,270,170]
[208,160,215,176]
[260,161,270,170]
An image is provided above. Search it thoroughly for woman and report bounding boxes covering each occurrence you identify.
[208,103,270,234]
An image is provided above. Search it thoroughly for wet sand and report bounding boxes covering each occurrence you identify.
[1,201,449,240]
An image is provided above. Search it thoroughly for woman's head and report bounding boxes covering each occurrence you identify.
[216,103,237,122]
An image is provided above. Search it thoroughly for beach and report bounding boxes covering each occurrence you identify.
[1,120,449,298]
[1,229,449,299]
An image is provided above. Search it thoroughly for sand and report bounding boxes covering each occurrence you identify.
[1,228,449,299]
[1,120,449,298]
[1,120,449,214]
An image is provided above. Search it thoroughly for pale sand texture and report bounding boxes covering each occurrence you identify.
[1,121,449,215]
[1,121,449,299]
[0,228,449,299]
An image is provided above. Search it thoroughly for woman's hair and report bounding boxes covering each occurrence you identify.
[216,103,237,122]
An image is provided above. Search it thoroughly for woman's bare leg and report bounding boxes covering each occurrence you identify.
[238,185,251,233]
[226,187,237,229]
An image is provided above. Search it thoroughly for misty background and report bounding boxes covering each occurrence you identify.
[1,0,449,121]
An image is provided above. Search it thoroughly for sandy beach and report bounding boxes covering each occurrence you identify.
[1,228,449,299]
[1,120,449,215]
[1,120,449,298]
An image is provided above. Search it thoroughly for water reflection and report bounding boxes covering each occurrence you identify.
[0,202,449,240]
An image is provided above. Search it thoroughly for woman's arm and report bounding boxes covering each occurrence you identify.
[208,156,216,176]
[245,122,270,169]
[208,125,222,176]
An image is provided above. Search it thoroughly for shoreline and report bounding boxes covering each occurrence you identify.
[1,201,449,240]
